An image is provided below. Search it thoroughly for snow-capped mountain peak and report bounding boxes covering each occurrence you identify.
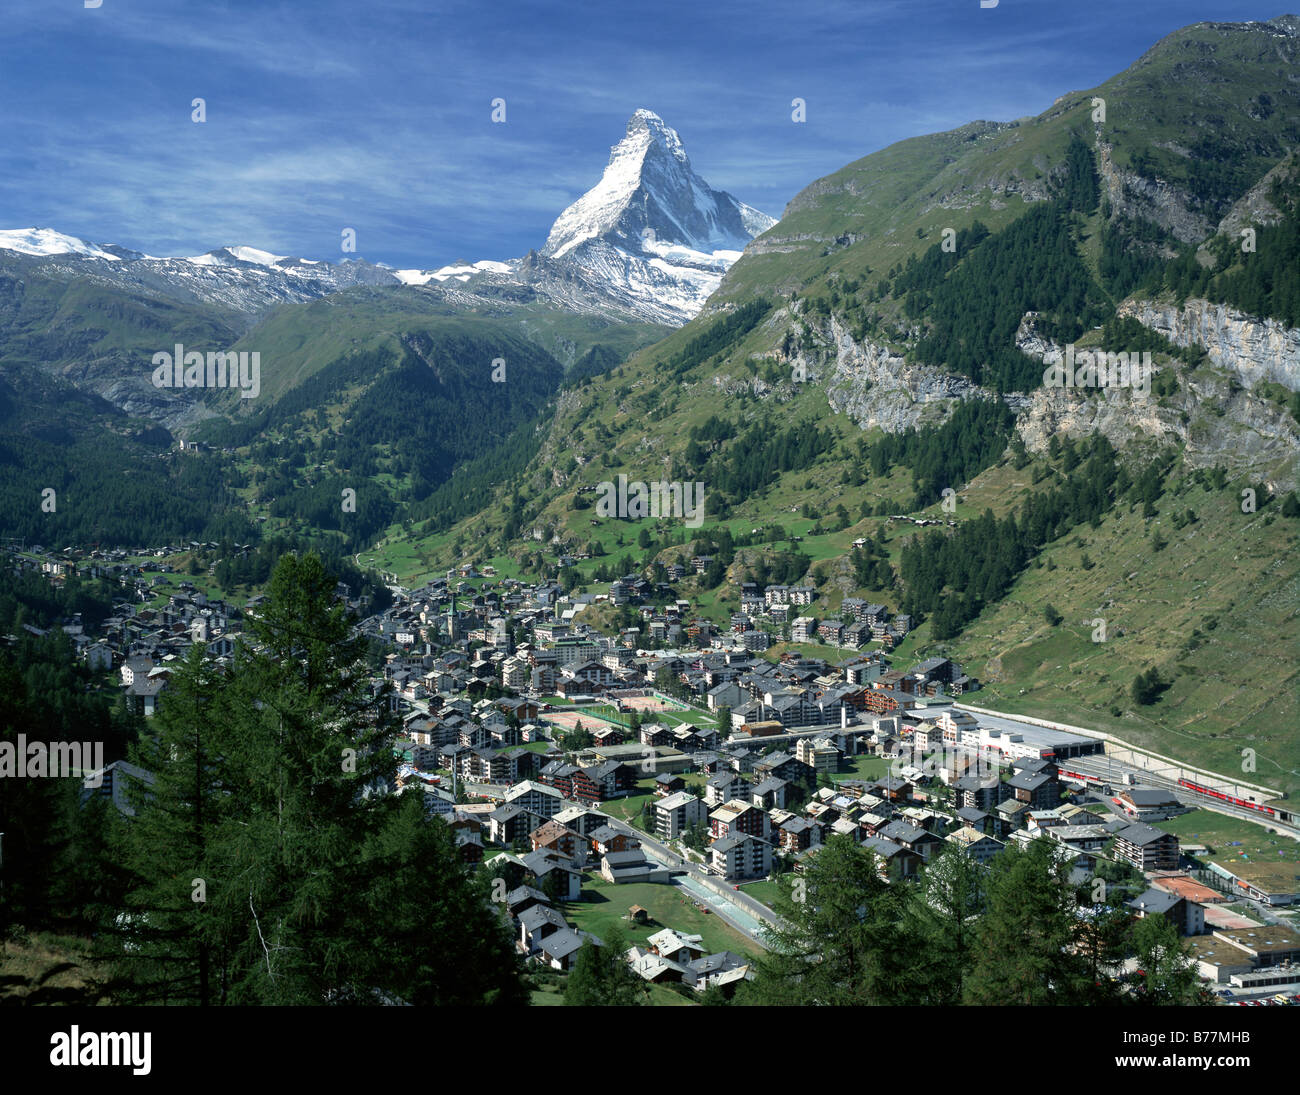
[382,109,774,324]
[0,227,123,262]
[524,109,775,322]
[543,109,773,261]
[187,245,291,268]
[0,110,775,327]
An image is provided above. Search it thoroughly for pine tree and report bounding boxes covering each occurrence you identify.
[904,845,985,1005]
[564,927,646,1006]
[964,837,1090,1005]
[108,643,236,1005]
[745,835,914,1005]
[354,795,528,1005]
[1072,893,1132,1004]
[564,939,605,1006]
[104,552,528,1006]
[0,661,74,932]
[214,553,398,1003]
[1132,913,1204,1005]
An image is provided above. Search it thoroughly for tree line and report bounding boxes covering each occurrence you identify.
[740,835,1205,1006]
[1,553,527,1005]
[899,435,1122,637]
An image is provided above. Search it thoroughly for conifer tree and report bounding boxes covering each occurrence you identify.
[108,643,235,1004]
[1132,913,1204,1005]
[563,926,645,1006]
[903,845,985,1005]
[353,793,528,1006]
[745,835,914,1006]
[964,837,1089,1005]
[215,552,397,1003]
[107,552,528,1006]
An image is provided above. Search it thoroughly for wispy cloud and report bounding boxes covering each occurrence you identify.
[0,0,1273,267]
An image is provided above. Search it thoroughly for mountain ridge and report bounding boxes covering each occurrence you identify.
[0,110,773,328]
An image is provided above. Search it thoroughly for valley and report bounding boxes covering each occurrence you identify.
[3,8,1299,1018]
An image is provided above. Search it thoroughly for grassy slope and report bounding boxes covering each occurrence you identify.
[0,934,109,1004]
[915,461,1300,796]
[715,17,1300,310]
[216,287,668,407]
[1156,808,1300,864]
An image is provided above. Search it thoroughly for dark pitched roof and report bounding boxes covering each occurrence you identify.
[1115,822,1175,847]
[690,951,747,975]
[1128,888,1180,915]
[505,885,549,909]
[539,928,598,960]
[1123,788,1179,806]
[602,850,649,867]
[860,835,908,859]
[879,820,927,845]
[713,832,767,853]
[518,904,568,932]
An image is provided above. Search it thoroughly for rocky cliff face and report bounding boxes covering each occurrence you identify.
[1013,378,1184,457]
[771,302,1299,491]
[1096,141,1212,245]
[1214,151,1296,239]
[1011,311,1171,453]
[1013,307,1299,486]
[1119,297,1300,391]
[786,310,1000,432]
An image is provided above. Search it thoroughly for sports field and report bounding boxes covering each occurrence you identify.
[541,695,717,732]
[542,706,627,731]
[620,694,687,712]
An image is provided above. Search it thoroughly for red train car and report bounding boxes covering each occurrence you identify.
[1177,778,1276,818]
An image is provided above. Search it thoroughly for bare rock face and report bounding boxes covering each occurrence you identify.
[791,302,1298,493]
[1118,297,1300,392]
[1215,152,1296,239]
[797,312,990,433]
[1011,313,1179,452]
[1014,383,1182,455]
[1096,141,1213,245]
[1010,306,1300,489]
[94,374,222,431]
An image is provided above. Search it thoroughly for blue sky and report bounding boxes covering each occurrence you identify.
[0,0,1282,269]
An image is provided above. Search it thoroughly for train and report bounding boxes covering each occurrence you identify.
[1056,766,1285,824]
[1176,777,1276,817]
[1057,767,1104,786]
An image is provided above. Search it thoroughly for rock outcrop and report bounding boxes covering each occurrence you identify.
[1118,297,1300,391]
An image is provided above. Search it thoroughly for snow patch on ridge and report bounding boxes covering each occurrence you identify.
[0,227,121,261]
